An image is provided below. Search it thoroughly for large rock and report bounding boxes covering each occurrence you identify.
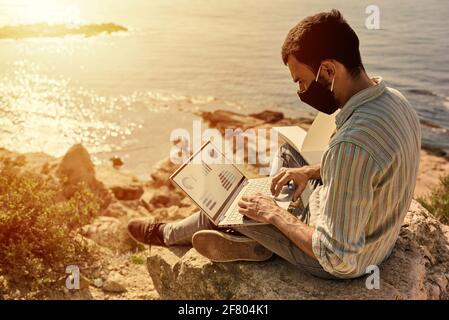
[95,164,144,201]
[102,272,128,293]
[110,184,144,201]
[149,158,180,188]
[249,110,284,123]
[81,216,138,253]
[198,109,313,135]
[56,144,112,208]
[146,200,449,299]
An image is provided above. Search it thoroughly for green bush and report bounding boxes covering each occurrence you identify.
[0,156,100,295]
[417,174,449,225]
[129,254,145,265]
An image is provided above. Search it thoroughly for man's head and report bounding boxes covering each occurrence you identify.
[282,10,366,110]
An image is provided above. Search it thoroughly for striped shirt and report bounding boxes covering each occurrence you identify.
[308,76,421,278]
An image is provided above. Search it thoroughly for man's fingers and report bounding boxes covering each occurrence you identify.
[241,195,256,202]
[238,200,249,208]
[238,206,255,218]
[273,174,292,197]
[292,184,306,202]
[271,171,289,196]
[270,169,287,194]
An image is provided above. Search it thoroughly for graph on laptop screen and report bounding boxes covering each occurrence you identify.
[171,142,245,220]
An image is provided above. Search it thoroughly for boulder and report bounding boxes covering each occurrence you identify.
[199,110,266,134]
[249,110,284,123]
[148,186,183,208]
[56,144,112,208]
[110,184,144,201]
[149,158,180,188]
[95,164,143,201]
[146,200,449,299]
[102,200,150,219]
[198,109,313,135]
[81,216,138,253]
[102,272,127,293]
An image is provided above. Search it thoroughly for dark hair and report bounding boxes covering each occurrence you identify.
[281,9,365,77]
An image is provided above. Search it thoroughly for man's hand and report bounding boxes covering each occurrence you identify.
[238,192,317,260]
[270,165,319,201]
[238,193,283,224]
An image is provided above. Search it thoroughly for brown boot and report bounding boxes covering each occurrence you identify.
[192,230,273,262]
[127,218,166,246]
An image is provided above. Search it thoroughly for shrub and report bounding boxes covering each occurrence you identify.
[417,174,449,225]
[0,156,100,296]
[129,254,145,265]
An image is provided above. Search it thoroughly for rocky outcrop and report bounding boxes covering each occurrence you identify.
[102,272,128,293]
[2,108,448,300]
[56,144,112,208]
[146,200,449,300]
[79,157,199,252]
[81,216,138,253]
[148,158,180,189]
[249,110,285,123]
[198,110,313,135]
[110,184,144,201]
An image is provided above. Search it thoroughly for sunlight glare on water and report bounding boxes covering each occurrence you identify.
[0,0,82,25]
[0,0,448,177]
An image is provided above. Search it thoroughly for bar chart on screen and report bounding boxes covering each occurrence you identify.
[200,192,217,211]
[219,170,237,191]
[201,161,212,176]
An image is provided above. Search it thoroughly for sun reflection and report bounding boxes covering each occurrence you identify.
[3,0,82,25]
[0,60,139,157]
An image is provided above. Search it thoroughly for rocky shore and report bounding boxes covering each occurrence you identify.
[0,109,448,300]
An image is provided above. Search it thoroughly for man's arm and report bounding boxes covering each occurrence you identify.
[238,195,318,260]
[240,142,381,276]
[268,206,317,260]
[302,163,321,179]
[242,163,322,260]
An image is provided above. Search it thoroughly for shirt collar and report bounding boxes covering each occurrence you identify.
[335,76,386,129]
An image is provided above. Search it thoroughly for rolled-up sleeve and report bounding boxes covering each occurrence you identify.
[312,141,381,277]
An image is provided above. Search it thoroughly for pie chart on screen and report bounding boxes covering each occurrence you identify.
[182,177,194,190]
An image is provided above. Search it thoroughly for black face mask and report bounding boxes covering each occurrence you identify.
[297,65,339,115]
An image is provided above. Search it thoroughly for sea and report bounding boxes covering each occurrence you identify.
[0,0,448,179]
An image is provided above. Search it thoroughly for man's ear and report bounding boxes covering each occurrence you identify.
[320,60,336,79]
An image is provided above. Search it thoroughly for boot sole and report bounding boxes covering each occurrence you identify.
[192,230,273,262]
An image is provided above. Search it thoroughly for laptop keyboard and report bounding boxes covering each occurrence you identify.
[222,178,272,225]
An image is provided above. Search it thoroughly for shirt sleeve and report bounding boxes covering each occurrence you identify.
[312,141,381,277]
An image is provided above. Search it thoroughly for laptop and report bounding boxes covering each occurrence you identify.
[169,140,292,227]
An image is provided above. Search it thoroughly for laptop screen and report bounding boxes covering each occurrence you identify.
[170,141,245,221]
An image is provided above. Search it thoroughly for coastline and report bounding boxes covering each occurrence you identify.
[0,109,448,299]
[1,108,447,203]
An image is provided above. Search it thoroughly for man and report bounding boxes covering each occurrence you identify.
[128,9,421,279]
